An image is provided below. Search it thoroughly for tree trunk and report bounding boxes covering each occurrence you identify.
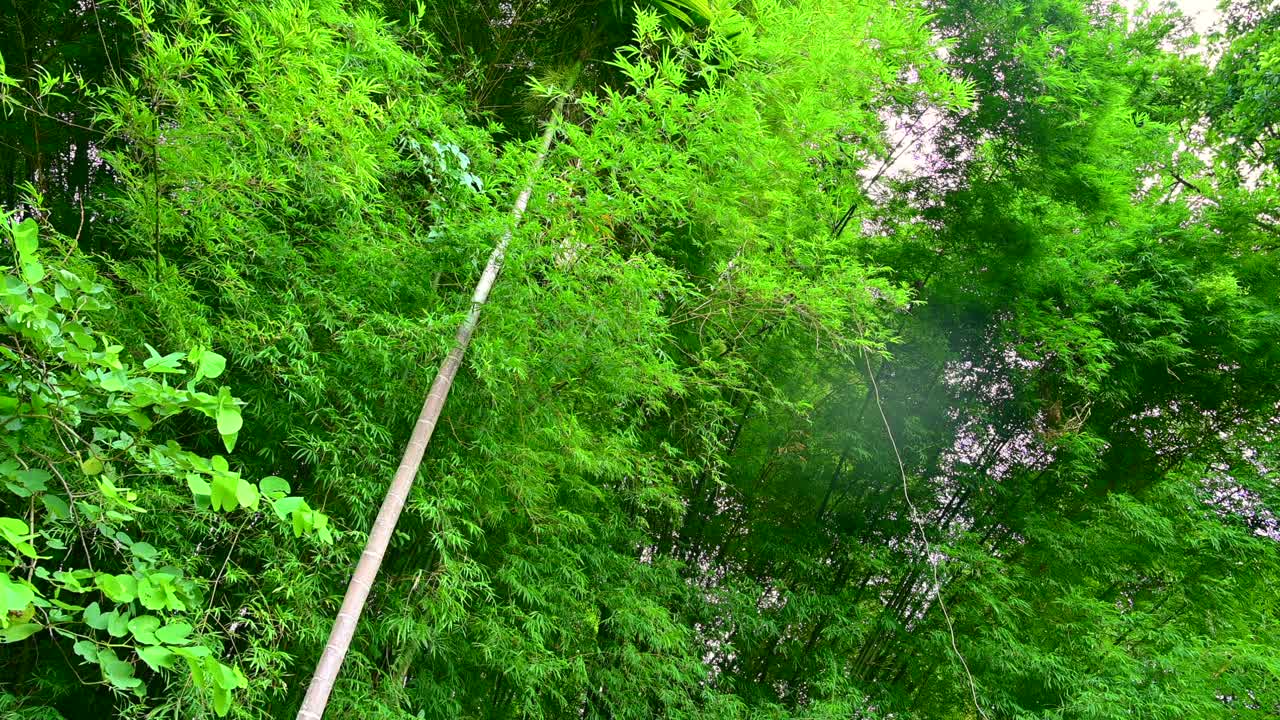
[296,104,565,720]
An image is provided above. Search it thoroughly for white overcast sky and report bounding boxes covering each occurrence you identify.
[1148,0,1222,33]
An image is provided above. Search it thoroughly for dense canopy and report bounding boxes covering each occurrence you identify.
[1,0,1277,718]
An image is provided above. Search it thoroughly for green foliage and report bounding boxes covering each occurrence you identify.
[0,216,331,716]
[2,0,1278,717]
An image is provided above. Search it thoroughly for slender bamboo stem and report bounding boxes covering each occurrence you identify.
[296,103,566,720]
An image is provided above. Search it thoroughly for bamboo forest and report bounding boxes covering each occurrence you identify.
[1,0,1278,717]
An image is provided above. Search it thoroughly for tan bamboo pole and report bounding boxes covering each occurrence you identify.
[296,103,566,720]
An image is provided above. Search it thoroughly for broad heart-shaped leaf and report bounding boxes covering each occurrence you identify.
[172,647,214,694]
[131,542,158,561]
[142,344,185,374]
[137,644,176,671]
[313,513,333,545]
[1,276,24,296]
[188,346,227,381]
[1,573,36,614]
[72,640,98,662]
[234,478,259,511]
[137,573,186,612]
[258,476,290,498]
[5,482,32,498]
[154,621,193,645]
[212,660,246,690]
[106,609,131,638]
[41,494,71,520]
[96,573,138,603]
[0,516,30,537]
[83,601,108,630]
[136,577,166,611]
[98,369,129,392]
[53,569,92,593]
[293,507,313,538]
[201,351,226,379]
[101,657,142,690]
[13,218,38,258]
[211,683,233,716]
[20,260,45,284]
[214,386,241,451]
[209,473,239,512]
[15,469,50,492]
[127,614,161,644]
[0,516,37,558]
[186,473,211,498]
[0,623,42,643]
[272,496,305,522]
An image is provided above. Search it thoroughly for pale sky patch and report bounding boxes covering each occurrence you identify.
[1174,0,1221,35]
[1128,0,1223,35]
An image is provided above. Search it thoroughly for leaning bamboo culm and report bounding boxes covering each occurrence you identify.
[296,105,566,720]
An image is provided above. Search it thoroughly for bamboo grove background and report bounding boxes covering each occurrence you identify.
[1,0,1278,718]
